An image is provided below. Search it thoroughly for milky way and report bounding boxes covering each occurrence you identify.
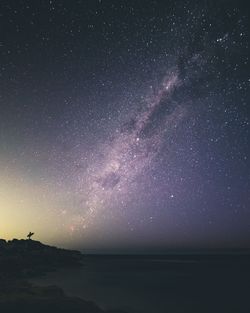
[72,71,185,230]
[1,0,249,250]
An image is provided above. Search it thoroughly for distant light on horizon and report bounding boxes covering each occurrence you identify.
[0,1,249,251]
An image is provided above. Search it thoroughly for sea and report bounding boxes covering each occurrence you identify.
[31,254,250,313]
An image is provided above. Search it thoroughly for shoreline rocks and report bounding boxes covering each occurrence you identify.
[0,239,126,313]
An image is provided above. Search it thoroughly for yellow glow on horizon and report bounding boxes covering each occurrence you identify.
[0,164,74,247]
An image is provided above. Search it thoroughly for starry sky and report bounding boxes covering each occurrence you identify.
[0,0,249,252]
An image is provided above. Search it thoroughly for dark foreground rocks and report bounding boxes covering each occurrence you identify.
[0,239,126,313]
[0,239,82,279]
[0,281,125,313]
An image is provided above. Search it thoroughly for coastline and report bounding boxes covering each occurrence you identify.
[0,239,126,313]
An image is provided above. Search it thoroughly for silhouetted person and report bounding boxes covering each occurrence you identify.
[27,232,34,240]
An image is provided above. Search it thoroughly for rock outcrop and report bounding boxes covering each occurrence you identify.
[0,239,82,279]
[0,239,126,313]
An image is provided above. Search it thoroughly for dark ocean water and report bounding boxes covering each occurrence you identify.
[31,255,250,313]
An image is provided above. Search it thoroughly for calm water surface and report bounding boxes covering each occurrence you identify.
[31,256,250,313]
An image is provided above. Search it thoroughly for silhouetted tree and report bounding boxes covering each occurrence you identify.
[27,232,34,240]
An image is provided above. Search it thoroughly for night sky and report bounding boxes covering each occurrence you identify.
[0,0,249,252]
